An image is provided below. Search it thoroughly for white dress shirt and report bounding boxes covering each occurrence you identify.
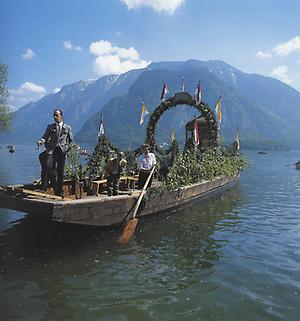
[137,152,156,171]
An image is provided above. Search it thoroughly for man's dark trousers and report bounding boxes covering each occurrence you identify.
[53,146,66,196]
[107,173,119,196]
[39,151,56,191]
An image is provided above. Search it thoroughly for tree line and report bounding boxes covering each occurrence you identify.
[0,64,11,131]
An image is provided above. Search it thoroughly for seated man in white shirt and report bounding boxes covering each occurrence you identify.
[136,144,156,189]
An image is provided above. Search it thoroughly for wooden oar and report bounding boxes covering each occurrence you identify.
[118,166,156,244]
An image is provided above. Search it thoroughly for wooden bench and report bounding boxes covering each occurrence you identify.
[120,176,139,190]
[91,176,139,196]
[90,179,107,196]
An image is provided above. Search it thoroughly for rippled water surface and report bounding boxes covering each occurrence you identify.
[0,145,300,321]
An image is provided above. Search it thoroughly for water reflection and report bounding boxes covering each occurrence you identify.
[133,186,242,278]
[0,186,242,320]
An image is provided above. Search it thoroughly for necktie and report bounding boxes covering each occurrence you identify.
[57,124,61,137]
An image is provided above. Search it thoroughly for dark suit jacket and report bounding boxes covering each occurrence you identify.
[40,123,74,154]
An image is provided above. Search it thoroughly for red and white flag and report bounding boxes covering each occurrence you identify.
[194,118,199,146]
[195,81,201,104]
[160,82,169,101]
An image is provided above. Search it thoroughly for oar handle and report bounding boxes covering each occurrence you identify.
[131,166,155,219]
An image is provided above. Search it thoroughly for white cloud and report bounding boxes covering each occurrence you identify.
[89,40,150,76]
[117,47,140,60]
[54,88,61,93]
[120,0,184,14]
[90,40,113,56]
[273,36,300,56]
[63,40,82,51]
[19,82,46,94]
[22,48,35,60]
[271,65,291,84]
[8,82,46,110]
[90,40,139,60]
[256,50,272,59]
[93,54,148,75]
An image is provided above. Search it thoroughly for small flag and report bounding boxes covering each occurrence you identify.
[171,128,175,144]
[160,82,169,101]
[195,81,201,104]
[235,129,240,151]
[215,96,222,123]
[181,78,185,92]
[194,118,199,146]
[139,101,149,125]
[98,114,105,137]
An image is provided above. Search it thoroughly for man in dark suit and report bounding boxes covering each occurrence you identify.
[37,109,74,196]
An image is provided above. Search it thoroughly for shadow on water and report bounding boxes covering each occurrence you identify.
[0,185,243,277]
[0,185,245,321]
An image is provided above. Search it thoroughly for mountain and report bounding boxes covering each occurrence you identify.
[1,68,143,142]
[76,60,300,149]
[2,60,300,150]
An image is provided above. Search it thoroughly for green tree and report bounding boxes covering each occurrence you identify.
[0,64,11,131]
[87,135,119,180]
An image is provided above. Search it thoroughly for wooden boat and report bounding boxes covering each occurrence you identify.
[0,92,244,227]
[0,174,239,227]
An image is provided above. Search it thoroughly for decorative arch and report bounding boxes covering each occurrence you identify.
[145,92,219,151]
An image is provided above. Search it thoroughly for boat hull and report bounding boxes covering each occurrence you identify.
[140,175,238,218]
[0,175,239,227]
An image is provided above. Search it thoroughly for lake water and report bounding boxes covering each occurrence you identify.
[0,144,299,321]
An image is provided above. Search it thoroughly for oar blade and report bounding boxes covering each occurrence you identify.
[117,218,139,244]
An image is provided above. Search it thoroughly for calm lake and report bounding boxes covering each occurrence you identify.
[0,144,299,321]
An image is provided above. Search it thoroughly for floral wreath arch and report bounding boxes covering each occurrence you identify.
[145,92,219,151]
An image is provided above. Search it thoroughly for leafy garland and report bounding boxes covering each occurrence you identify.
[145,93,219,152]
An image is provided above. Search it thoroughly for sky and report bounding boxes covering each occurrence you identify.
[1,0,300,110]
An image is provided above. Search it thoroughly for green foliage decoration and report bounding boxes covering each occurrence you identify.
[123,150,138,175]
[86,135,119,180]
[143,147,249,205]
[171,147,248,187]
[65,144,87,182]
